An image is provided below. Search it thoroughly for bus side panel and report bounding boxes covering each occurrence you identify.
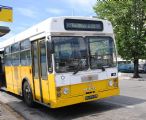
[20,66,34,96]
[33,78,41,101]
[41,79,50,104]
[12,66,21,95]
[48,74,57,105]
[5,66,14,92]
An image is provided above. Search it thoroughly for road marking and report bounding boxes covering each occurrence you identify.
[126,105,135,108]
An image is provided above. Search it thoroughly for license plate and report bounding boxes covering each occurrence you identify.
[85,94,98,100]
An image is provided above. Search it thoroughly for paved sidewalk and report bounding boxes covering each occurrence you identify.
[0,101,24,120]
[119,73,146,81]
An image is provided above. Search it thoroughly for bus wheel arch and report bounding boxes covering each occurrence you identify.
[22,78,34,107]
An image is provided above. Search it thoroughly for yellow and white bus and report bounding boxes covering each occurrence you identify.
[0,16,119,108]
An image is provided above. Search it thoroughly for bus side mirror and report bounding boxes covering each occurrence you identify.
[48,41,54,54]
[48,67,53,73]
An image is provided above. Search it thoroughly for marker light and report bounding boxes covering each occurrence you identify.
[109,80,113,87]
[63,88,69,94]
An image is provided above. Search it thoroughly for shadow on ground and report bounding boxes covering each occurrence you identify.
[8,100,121,120]
[105,95,146,106]
[3,91,145,120]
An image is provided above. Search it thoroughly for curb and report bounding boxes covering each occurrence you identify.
[0,100,24,120]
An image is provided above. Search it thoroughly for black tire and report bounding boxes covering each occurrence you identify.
[23,81,34,107]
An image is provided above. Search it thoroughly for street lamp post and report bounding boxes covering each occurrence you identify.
[0,5,12,37]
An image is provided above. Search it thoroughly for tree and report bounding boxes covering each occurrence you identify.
[94,0,146,78]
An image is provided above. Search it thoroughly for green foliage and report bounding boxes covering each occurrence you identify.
[93,0,146,61]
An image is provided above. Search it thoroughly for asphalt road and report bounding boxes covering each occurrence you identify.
[0,73,146,120]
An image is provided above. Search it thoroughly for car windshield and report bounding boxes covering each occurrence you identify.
[88,37,117,69]
[53,37,88,73]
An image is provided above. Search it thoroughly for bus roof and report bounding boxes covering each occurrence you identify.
[0,16,114,49]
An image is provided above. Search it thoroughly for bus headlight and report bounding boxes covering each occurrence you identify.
[108,79,113,87]
[63,88,69,94]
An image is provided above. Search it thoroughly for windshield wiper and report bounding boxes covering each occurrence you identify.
[73,59,83,75]
[101,65,110,71]
[100,66,105,71]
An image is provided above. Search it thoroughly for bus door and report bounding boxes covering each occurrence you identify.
[0,51,5,87]
[32,39,50,103]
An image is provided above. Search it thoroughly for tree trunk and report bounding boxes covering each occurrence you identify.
[133,59,140,78]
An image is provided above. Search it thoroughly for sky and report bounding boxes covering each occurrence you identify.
[0,0,97,42]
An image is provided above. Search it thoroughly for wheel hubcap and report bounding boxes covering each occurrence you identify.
[25,86,31,102]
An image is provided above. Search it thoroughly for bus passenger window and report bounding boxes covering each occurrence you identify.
[33,42,39,78]
[20,50,31,66]
[4,55,11,66]
[47,41,53,73]
[12,53,20,66]
[40,41,47,79]
[20,39,31,66]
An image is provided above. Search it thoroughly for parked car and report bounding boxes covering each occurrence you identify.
[138,64,144,73]
[118,63,146,73]
[118,63,134,73]
[142,64,146,73]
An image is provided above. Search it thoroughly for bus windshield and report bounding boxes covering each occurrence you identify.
[53,37,88,73]
[52,36,117,73]
[88,37,117,69]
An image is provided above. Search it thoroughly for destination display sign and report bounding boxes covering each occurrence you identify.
[64,19,103,31]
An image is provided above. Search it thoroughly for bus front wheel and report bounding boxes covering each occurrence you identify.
[23,81,34,107]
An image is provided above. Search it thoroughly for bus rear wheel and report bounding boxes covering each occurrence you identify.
[23,81,34,107]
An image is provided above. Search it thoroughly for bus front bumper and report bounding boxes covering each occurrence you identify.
[51,88,120,108]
